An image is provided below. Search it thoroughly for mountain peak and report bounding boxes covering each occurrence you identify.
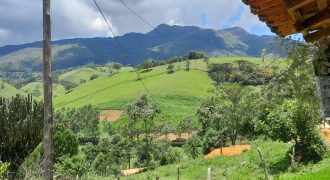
[224,27,249,36]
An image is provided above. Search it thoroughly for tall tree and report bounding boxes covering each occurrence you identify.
[127,95,160,168]
[112,63,122,73]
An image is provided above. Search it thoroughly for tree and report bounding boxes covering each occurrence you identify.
[167,63,175,74]
[60,80,78,92]
[183,132,201,159]
[141,60,154,71]
[264,99,326,162]
[90,74,99,80]
[214,83,257,145]
[53,124,79,163]
[0,95,43,178]
[108,66,114,77]
[203,57,210,66]
[177,116,198,138]
[185,59,191,71]
[260,41,326,163]
[185,50,205,59]
[127,95,160,168]
[261,48,267,63]
[54,153,88,178]
[112,63,122,73]
[92,153,111,176]
[55,105,100,140]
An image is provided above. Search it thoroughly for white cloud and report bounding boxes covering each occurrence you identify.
[0,0,271,46]
[0,28,10,38]
[232,5,266,31]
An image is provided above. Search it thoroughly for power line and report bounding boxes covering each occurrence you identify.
[93,0,153,98]
[118,0,167,38]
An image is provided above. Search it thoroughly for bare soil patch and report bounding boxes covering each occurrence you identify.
[158,133,189,141]
[99,110,124,122]
[320,122,330,145]
[121,168,145,176]
[205,144,251,159]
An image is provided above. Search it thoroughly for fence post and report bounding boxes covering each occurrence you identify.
[177,166,180,180]
[156,175,160,180]
[207,167,212,180]
[291,146,297,171]
[257,147,268,180]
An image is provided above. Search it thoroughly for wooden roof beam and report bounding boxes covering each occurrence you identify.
[284,0,315,11]
[317,0,328,10]
[296,9,330,31]
[304,25,330,42]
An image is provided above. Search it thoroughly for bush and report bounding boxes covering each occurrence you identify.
[90,74,99,80]
[167,64,175,74]
[92,153,112,176]
[82,143,99,165]
[54,153,88,178]
[184,132,201,159]
[53,124,79,163]
[0,95,43,177]
[0,161,9,179]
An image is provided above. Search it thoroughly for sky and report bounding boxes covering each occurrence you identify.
[0,0,276,47]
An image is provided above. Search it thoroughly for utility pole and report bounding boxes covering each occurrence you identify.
[43,0,53,179]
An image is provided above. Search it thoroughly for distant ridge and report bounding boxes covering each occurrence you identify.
[0,24,276,71]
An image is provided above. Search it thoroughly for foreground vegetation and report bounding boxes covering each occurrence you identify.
[1,44,329,179]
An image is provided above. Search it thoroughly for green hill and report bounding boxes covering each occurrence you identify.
[53,57,264,125]
[59,67,107,84]
[0,80,25,98]
[20,82,66,99]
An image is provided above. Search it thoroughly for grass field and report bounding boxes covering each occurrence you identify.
[20,82,66,99]
[86,140,289,180]
[0,80,25,98]
[59,67,107,84]
[86,139,330,180]
[53,57,271,126]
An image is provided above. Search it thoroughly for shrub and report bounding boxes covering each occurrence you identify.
[53,124,79,163]
[0,95,43,177]
[184,132,201,159]
[90,74,99,80]
[92,153,112,176]
[54,153,88,178]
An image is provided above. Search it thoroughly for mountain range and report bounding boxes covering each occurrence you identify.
[0,24,276,72]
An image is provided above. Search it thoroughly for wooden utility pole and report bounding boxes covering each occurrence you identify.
[43,0,53,179]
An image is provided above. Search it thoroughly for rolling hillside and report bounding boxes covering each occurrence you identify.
[59,67,107,84]
[20,82,66,99]
[53,57,264,125]
[0,24,276,72]
[0,80,25,98]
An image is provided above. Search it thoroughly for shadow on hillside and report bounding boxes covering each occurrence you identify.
[140,69,153,73]
[268,155,291,175]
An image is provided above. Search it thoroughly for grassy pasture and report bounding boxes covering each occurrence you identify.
[0,80,25,98]
[20,82,66,99]
[59,67,107,84]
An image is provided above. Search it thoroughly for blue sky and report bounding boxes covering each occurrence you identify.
[0,0,277,46]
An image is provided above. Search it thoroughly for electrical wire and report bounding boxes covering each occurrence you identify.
[93,0,153,98]
[118,0,167,39]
